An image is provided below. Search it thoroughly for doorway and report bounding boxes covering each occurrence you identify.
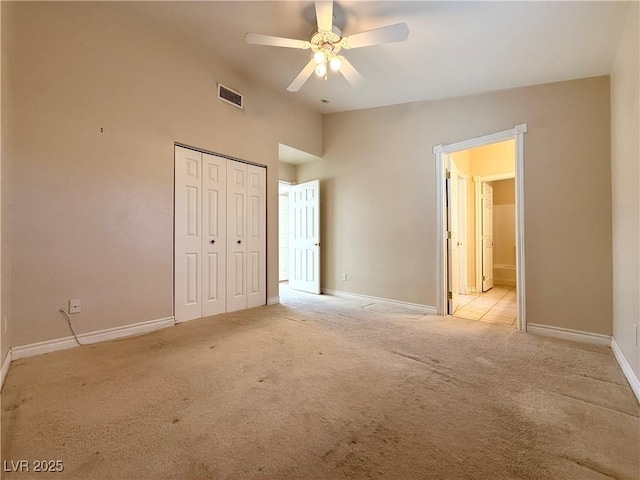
[278,179,321,296]
[434,124,527,331]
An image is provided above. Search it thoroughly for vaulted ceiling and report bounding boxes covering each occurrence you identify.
[125,1,630,114]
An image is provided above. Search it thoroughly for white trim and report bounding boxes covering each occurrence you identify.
[611,338,640,403]
[322,288,437,315]
[11,316,175,360]
[434,124,527,331]
[528,323,612,347]
[267,296,280,305]
[1,349,11,391]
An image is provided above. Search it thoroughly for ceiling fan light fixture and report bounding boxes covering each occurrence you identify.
[329,56,341,71]
[315,62,327,77]
[314,51,325,64]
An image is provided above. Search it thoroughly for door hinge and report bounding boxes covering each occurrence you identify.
[447,231,452,239]
[446,170,451,179]
[448,291,453,300]
[483,275,486,281]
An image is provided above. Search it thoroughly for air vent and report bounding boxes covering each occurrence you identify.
[218,83,243,109]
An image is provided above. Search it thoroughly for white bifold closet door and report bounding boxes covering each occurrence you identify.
[226,161,267,312]
[174,146,266,322]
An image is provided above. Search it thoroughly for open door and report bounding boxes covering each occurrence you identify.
[289,180,321,294]
[482,183,494,291]
[447,156,460,314]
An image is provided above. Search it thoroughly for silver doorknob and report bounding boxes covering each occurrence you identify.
[314,242,320,246]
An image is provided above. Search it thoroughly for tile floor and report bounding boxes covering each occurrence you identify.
[454,285,517,326]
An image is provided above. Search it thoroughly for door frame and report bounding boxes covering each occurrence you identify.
[474,173,514,295]
[434,124,527,331]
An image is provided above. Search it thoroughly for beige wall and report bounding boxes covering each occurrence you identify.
[470,140,515,177]
[279,162,297,183]
[611,3,639,377]
[493,178,515,205]
[491,179,516,279]
[2,2,322,347]
[298,76,612,334]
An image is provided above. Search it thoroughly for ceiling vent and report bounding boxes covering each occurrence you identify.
[218,83,243,109]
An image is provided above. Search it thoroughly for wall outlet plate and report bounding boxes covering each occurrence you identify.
[69,299,82,314]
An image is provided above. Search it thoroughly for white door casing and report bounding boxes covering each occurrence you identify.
[289,179,321,294]
[433,123,527,332]
[279,192,289,281]
[447,156,460,314]
[175,147,203,322]
[246,164,267,309]
[202,153,227,317]
[482,183,494,291]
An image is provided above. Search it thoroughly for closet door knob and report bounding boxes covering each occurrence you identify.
[210,240,215,244]
[237,240,242,244]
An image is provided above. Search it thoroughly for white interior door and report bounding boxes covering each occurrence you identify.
[246,164,266,309]
[289,179,320,294]
[279,190,289,281]
[482,183,494,291]
[447,156,460,314]
[457,175,467,295]
[175,147,202,322]
[201,153,226,317]
[227,161,247,312]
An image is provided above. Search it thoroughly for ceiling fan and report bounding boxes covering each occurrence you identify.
[245,1,409,92]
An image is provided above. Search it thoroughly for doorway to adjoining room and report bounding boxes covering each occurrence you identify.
[445,139,518,326]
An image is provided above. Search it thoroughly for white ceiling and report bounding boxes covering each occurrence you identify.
[126,1,630,114]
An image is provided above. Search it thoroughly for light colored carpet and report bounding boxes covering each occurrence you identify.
[2,286,639,479]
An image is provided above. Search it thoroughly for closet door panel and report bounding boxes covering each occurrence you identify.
[175,147,203,322]
[202,154,227,317]
[226,161,247,312]
[246,165,267,308]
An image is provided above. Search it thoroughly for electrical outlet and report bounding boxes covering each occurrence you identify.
[69,299,82,314]
[341,273,348,281]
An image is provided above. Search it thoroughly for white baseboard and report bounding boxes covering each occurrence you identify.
[267,296,279,305]
[527,323,612,347]
[322,288,437,315]
[611,337,640,403]
[11,316,175,361]
[1,349,12,391]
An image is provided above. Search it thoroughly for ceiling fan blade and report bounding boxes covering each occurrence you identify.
[315,1,334,32]
[341,23,409,49]
[287,59,317,92]
[338,56,364,88]
[245,33,310,49]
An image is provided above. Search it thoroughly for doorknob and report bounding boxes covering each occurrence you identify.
[237,240,242,244]
[210,240,215,244]
[314,242,320,246]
